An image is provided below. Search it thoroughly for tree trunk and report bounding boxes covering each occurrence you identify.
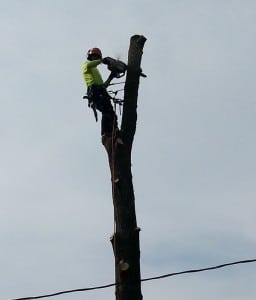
[102,35,146,300]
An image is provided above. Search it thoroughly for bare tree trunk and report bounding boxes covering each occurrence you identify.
[102,35,146,300]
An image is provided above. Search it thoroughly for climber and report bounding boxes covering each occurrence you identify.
[82,47,118,138]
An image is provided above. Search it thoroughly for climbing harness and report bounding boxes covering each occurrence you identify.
[83,84,124,122]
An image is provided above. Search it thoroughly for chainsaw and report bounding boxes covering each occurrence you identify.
[102,57,127,78]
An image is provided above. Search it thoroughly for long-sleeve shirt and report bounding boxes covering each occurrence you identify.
[82,59,104,87]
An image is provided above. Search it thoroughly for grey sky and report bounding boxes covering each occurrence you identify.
[0,1,256,299]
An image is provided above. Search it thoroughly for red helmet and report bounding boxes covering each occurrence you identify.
[87,47,102,59]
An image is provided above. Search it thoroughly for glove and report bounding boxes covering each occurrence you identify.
[102,57,109,64]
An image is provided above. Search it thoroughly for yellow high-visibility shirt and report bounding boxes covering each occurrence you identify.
[82,59,104,87]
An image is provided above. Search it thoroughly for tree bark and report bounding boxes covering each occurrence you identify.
[102,35,146,300]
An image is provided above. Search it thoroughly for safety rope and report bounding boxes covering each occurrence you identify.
[108,88,124,117]
[108,81,126,86]
[108,89,124,94]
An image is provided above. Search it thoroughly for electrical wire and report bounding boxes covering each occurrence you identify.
[141,258,256,282]
[11,283,116,300]
[10,258,256,300]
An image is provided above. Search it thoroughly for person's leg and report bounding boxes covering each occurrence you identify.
[101,100,118,136]
[90,86,118,136]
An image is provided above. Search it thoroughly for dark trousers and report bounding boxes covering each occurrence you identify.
[87,85,118,136]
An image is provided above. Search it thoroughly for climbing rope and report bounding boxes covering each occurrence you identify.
[108,81,126,86]
[108,88,124,117]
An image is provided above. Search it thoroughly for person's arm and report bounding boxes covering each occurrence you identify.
[86,59,102,68]
[103,72,115,87]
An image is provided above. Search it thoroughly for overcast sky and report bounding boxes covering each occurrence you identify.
[1,1,256,299]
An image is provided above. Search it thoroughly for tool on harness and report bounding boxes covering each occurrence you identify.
[102,57,127,78]
[83,95,98,122]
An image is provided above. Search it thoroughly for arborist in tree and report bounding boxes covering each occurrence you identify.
[82,47,119,138]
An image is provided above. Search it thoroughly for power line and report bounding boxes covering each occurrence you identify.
[11,258,256,300]
[141,258,256,282]
[11,283,116,300]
